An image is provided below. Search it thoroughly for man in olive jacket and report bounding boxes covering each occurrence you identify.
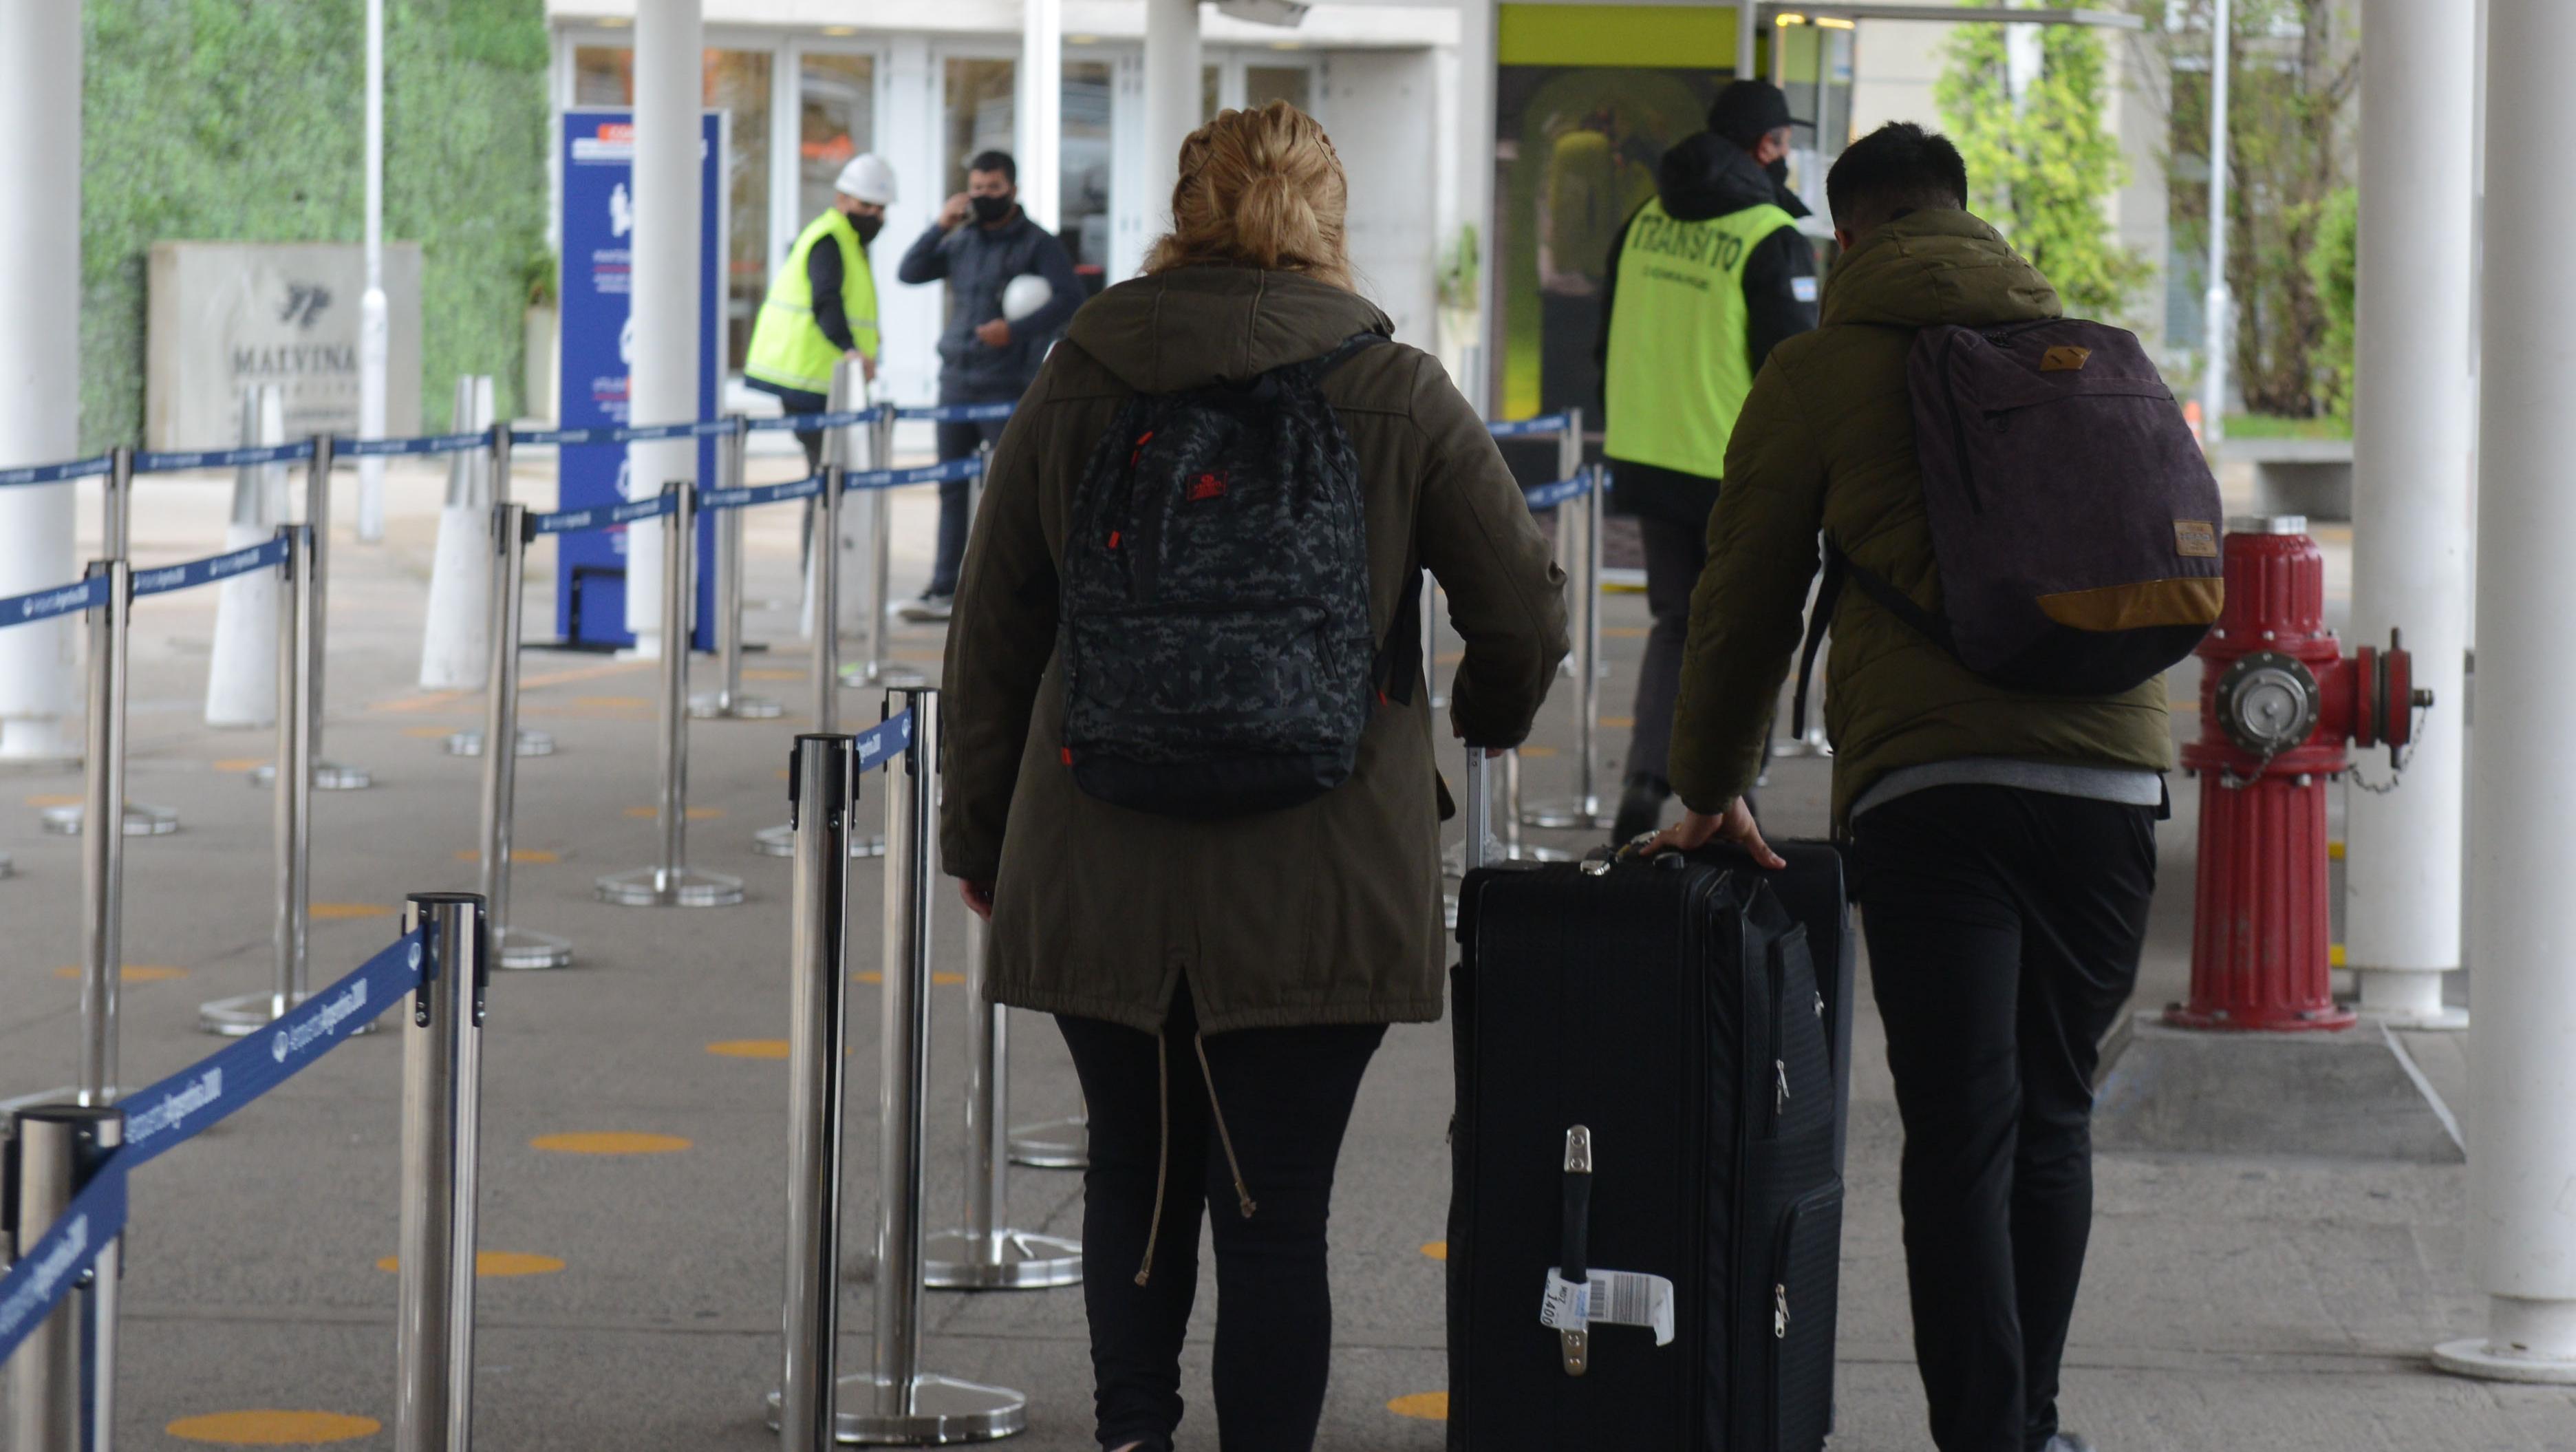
[1654,124,2169,1452]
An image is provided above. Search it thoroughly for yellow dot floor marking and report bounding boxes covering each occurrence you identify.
[744,668,805,681]
[167,1409,382,1444]
[454,848,560,864]
[54,965,189,983]
[376,1250,564,1277]
[852,970,966,986]
[25,793,80,808]
[627,805,724,820]
[2330,943,2348,968]
[403,723,462,738]
[211,757,268,772]
[1420,1241,1447,1260]
[1516,745,1560,759]
[1602,625,1651,639]
[532,1131,691,1155]
[1598,716,1635,729]
[708,1038,791,1060]
[2328,839,2346,861]
[776,767,792,780]
[310,903,395,921]
[1387,1391,1448,1420]
[577,694,651,709]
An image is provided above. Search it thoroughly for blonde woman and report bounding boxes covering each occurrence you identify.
[940,103,1567,1452]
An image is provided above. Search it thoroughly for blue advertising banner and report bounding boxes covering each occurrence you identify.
[556,108,725,649]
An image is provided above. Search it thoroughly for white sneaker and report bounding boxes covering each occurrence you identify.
[897,592,954,623]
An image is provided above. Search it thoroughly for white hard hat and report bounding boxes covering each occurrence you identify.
[1002,273,1055,323]
[835,153,897,206]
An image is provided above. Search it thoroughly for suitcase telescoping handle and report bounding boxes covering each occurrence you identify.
[1560,1125,1593,1376]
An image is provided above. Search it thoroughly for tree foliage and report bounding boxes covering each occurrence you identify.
[2306,184,2358,419]
[1935,4,2152,321]
[2163,0,2359,418]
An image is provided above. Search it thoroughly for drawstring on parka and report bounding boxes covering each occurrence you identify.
[1132,1029,1261,1288]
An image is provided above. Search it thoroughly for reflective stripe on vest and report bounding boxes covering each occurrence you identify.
[745,209,879,396]
[1602,200,1797,481]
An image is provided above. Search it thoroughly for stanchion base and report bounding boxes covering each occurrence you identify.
[1007,1117,1089,1171]
[493,927,576,972]
[844,663,930,690]
[443,728,558,759]
[687,690,785,720]
[1443,891,1459,932]
[199,990,385,1038]
[596,866,746,908]
[2433,1338,2576,1385]
[1518,798,1606,831]
[921,1228,1084,1290]
[754,823,887,860]
[41,802,182,837]
[247,762,376,790]
[759,1373,1027,1444]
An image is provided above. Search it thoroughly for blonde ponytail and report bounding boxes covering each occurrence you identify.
[1146,101,1353,290]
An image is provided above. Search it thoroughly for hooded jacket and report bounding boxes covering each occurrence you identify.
[939,266,1569,1034]
[1596,133,1819,526]
[1666,209,2174,826]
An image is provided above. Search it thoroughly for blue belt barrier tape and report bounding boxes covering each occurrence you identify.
[1486,412,1576,440]
[0,453,116,488]
[0,928,423,1366]
[1,574,111,629]
[846,456,983,491]
[133,440,317,474]
[0,1154,125,1366]
[341,431,488,459]
[744,407,879,434]
[702,473,825,512]
[131,535,293,599]
[857,709,914,772]
[530,491,680,536]
[896,401,1016,424]
[120,929,425,1171]
[614,418,741,444]
[1522,475,1592,510]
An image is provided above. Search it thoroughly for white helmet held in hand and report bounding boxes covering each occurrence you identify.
[1002,273,1055,322]
[835,153,898,206]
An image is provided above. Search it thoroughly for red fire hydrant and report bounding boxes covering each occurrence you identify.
[2169,516,2432,1032]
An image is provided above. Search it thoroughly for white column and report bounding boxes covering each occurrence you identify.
[1020,0,1064,233]
[357,0,389,543]
[882,37,940,405]
[2433,0,2576,1387]
[625,0,705,658]
[1455,0,1496,415]
[1141,0,1202,251]
[0,1,83,762]
[2347,0,2476,1029]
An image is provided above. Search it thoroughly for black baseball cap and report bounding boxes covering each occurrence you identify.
[1708,81,1807,148]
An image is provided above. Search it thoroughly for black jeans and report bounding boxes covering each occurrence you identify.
[1627,513,1706,787]
[930,395,1016,595]
[1056,987,1386,1452]
[1850,784,2157,1452]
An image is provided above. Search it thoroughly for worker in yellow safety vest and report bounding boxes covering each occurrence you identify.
[1596,80,1820,843]
[747,153,897,473]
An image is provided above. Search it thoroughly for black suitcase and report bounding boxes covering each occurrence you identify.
[1448,842,1855,1451]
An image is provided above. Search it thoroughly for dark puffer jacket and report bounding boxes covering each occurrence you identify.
[939,266,1570,1034]
[897,208,1084,398]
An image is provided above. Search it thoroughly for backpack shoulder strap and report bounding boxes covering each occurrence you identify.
[1792,544,1841,740]
[1311,330,1390,378]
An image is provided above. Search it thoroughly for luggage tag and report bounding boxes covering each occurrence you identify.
[1538,1268,1676,1347]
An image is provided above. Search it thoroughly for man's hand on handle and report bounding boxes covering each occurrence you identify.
[1645,797,1785,870]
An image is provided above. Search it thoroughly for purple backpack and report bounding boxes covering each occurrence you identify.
[1799,317,2224,718]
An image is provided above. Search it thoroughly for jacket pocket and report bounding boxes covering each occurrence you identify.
[1767,1177,1843,1452]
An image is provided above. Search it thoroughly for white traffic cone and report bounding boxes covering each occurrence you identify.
[204,385,286,728]
[418,375,496,689]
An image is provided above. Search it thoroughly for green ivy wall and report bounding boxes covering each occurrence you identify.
[81,0,549,451]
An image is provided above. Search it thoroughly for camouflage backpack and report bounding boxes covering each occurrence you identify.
[1058,332,1415,818]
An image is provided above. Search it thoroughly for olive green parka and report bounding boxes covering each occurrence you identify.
[1666,209,2174,826]
[939,266,1570,1035]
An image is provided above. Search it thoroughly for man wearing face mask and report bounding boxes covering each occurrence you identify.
[1596,79,1818,844]
[897,149,1083,622]
[747,153,899,475]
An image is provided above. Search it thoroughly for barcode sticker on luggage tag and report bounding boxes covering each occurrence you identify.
[1540,1268,1676,1346]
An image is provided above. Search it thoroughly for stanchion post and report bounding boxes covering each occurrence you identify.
[923,886,1082,1288]
[303,433,370,791]
[1463,743,1494,875]
[1523,416,1602,830]
[480,504,571,969]
[49,449,177,840]
[444,425,556,760]
[863,409,896,687]
[599,482,743,907]
[758,463,883,861]
[394,893,486,1452]
[837,687,1027,1442]
[79,559,130,1101]
[6,1104,124,1452]
[776,733,857,1451]
[202,527,319,1036]
[692,418,781,722]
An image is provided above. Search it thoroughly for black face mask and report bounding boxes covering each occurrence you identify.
[1765,156,1791,188]
[852,211,885,246]
[970,193,1015,226]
